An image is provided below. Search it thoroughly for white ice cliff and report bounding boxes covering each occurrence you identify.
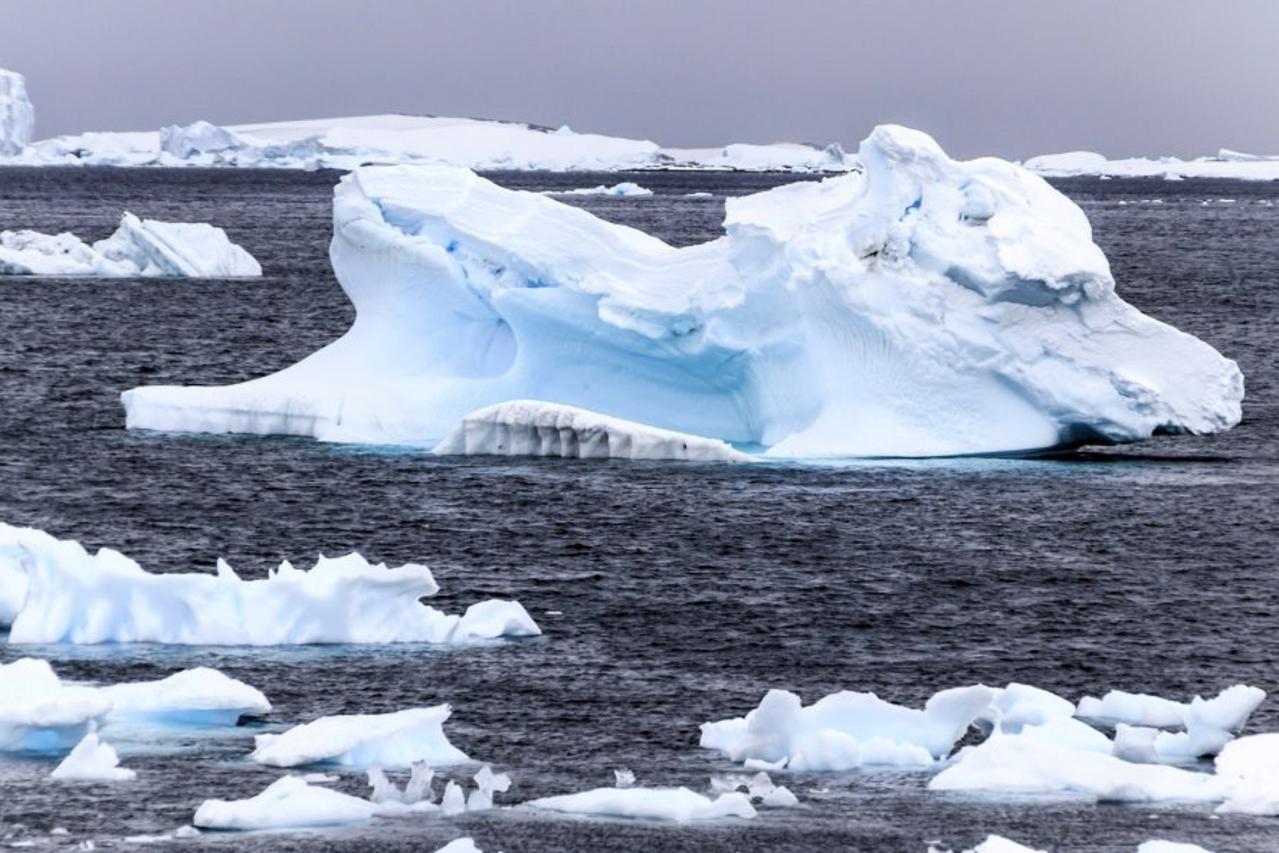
[0,212,262,277]
[4,110,855,173]
[0,522,540,644]
[121,125,1242,458]
[0,69,34,156]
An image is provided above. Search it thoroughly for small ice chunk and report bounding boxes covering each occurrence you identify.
[367,767,402,804]
[614,767,636,788]
[252,706,470,768]
[760,785,799,807]
[194,775,377,830]
[465,765,511,811]
[970,837,1044,853]
[544,182,653,197]
[432,840,483,853]
[0,658,112,753]
[405,761,436,803]
[440,780,466,816]
[526,786,756,821]
[172,826,199,839]
[1137,843,1214,853]
[50,731,135,782]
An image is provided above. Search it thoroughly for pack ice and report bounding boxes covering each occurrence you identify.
[0,522,540,645]
[0,69,34,156]
[0,212,261,277]
[121,125,1242,458]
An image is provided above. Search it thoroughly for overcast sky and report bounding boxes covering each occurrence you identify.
[6,0,1279,159]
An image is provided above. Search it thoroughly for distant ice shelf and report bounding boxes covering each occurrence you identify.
[121,124,1243,458]
[0,212,262,277]
[1023,149,1279,181]
[0,522,540,645]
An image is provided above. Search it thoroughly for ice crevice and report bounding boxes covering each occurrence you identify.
[121,124,1242,458]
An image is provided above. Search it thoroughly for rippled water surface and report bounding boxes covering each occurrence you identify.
[0,168,1276,852]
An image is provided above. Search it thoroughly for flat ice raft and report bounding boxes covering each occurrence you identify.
[122,124,1243,458]
[0,212,261,277]
[0,522,539,645]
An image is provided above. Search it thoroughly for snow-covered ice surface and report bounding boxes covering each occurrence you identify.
[121,125,1242,458]
[0,69,34,157]
[0,522,540,644]
[0,658,111,753]
[1,110,855,173]
[251,706,470,768]
[0,212,262,277]
[433,400,751,462]
[525,786,757,821]
[97,667,271,726]
[1026,150,1279,181]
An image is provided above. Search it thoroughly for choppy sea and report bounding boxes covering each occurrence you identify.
[0,167,1276,852]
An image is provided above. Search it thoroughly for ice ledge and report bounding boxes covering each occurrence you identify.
[432,401,752,463]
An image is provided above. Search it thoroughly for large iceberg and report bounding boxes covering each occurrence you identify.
[0,212,262,277]
[0,69,34,156]
[251,706,470,768]
[0,522,540,644]
[122,125,1242,458]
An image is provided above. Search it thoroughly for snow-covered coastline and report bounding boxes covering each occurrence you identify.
[1023,150,1279,181]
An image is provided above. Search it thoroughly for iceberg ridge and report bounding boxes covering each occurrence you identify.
[0,522,540,645]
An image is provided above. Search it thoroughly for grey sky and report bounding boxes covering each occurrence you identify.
[6,0,1279,160]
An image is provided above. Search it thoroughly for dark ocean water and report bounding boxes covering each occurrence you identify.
[0,167,1276,853]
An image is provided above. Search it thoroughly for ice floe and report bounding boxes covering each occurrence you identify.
[1136,843,1214,853]
[251,706,470,768]
[194,775,379,830]
[122,124,1242,458]
[545,182,653,197]
[433,401,751,462]
[49,730,135,782]
[0,522,540,645]
[1025,149,1279,181]
[0,213,262,277]
[526,786,756,821]
[0,658,112,752]
[0,657,268,753]
[699,685,996,771]
[97,667,271,726]
[1079,685,1264,762]
[0,69,34,156]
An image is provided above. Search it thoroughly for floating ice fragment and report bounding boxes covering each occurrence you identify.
[1137,842,1214,853]
[0,522,540,645]
[440,780,466,816]
[0,213,261,277]
[701,685,996,771]
[432,840,482,853]
[0,658,112,752]
[194,775,377,830]
[1077,685,1264,761]
[252,706,470,768]
[466,765,511,811]
[544,182,653,197]
[99,667,271,726]
[614,768,635,787]
[50,730,135,782]
[0,69,34,156]
[527,786,756,821]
